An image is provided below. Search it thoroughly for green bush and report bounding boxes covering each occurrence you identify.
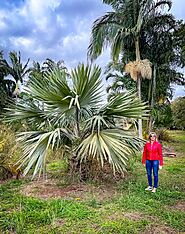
[171,97,185,130]
[152,104,173,128]
[155,128,173,142]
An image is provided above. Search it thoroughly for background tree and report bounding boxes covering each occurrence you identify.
[140,16,185,131]
[171,97,185,130]
[0,51,16,112]
[105,61,136,103]
[100,3,185,132]
[0,51,30,84]
[88,0,173,138]
[29,58,68,82]
[0,51,31,103]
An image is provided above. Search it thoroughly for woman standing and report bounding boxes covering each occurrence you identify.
[142,132,163,193]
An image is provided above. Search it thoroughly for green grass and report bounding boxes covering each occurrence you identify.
[169,130,185,153]
[0,130,185,233]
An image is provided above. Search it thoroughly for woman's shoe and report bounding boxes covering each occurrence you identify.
[152,188,157,193]
[145,186,153,191]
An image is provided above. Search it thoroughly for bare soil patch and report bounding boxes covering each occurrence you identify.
[103,210,157,223]
[124,212,143,221]
[0,180,7,184]
[21,179,118,201]
[141,224,177,234]
[170,201,185,212]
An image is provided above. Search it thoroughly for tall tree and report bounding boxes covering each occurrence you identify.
[140,16,185,130]
[171,97,185,130]
[0,51,15,112]
[1,51,30,83]
[88,0,172,138]
[0,51,31,97]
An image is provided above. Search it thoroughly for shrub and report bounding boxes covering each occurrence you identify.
[171,97,185,130]
[155,128,172,142]
[0,124,22,180]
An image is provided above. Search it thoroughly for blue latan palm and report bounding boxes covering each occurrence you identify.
[4,64,148,178]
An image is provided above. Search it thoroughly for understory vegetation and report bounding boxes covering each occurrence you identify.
[0,131,184,233]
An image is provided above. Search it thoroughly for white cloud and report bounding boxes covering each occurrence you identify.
[21,0,60,17]
[9,37,34,49]
[56,15,67,27]
[63,32,89,51]
[0,11,7,30]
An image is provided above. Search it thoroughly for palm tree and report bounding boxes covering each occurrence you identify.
[0,51,31,98]
[142,17,184,132]
[4,64,148,179]
[88,0,172,138]
[7,51,30,83]
[0,51,16,111]
[42,58,67,72]
[103,12,182,132]
[29,59,69,83]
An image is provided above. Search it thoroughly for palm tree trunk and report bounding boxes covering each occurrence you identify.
[135,37,142,138]
[146,78,152,131]
[148,78,152,103]
[135,38,141,61]
[148,65,156,132]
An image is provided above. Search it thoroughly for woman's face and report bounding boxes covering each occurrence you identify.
[150,134,156,141]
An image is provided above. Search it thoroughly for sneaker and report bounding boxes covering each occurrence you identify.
[152,188,157,193]
[145,186,153,191]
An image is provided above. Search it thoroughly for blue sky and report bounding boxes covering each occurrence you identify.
[0,0,184,98]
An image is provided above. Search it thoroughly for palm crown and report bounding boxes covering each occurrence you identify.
[88,0,172,61]
[4,64,148,178]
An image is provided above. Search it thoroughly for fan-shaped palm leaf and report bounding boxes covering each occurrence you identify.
[16,128,73,178]
[71,64,103,109]
[100,90,149,119]
[77,129,143,174]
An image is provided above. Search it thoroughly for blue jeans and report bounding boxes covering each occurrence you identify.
[146,160,159,188]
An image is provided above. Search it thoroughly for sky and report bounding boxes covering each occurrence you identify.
[0,0,184,99]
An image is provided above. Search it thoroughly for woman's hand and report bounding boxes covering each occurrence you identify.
[159,165,163,169]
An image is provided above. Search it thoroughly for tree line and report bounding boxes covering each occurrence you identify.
[0,0,184,178]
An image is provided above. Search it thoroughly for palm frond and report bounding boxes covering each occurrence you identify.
[77,129,143,174]
[88,11,134,60]
[16,128,73,178]
[71,64,103,109]
[85,115,111,134]
[3,99,45,126]
[25,68,72,113]
[100,89,149,119]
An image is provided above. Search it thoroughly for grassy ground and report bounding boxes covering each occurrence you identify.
[0,131,185,234]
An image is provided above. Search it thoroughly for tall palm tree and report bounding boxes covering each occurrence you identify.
[0,51,15,111]
[4,64,148,178]
[88,0,172,138]
[0,51,31,98]
[7,51,31,84]
[103,12,181,132]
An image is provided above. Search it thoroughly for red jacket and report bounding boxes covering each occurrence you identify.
[142,141,163,166]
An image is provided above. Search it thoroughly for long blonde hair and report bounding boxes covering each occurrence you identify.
[148,132,157,141]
